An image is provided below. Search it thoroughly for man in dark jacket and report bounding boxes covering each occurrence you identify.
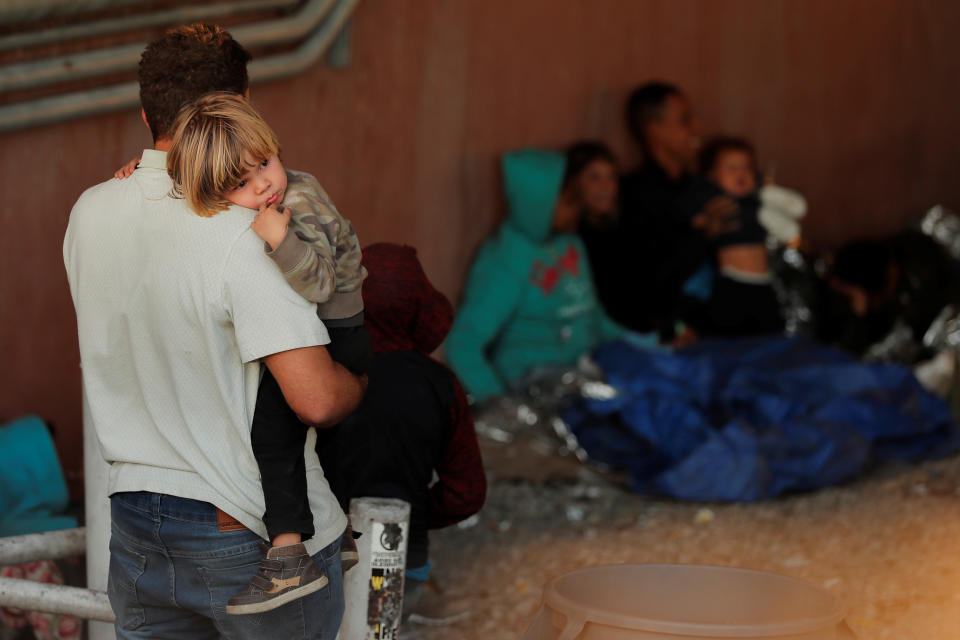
[587,82,736,337]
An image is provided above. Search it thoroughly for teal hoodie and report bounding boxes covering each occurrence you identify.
[446,149,625,402]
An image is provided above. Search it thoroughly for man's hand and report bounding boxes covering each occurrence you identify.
[251,203,291,250]
[113,157,141,180]
[691,195,739,238]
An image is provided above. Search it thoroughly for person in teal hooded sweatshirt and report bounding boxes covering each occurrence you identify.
[446,149,631,403]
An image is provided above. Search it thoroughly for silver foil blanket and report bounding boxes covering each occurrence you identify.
[470,360,617,461]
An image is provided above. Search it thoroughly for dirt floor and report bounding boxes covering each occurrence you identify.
[404,434,960,639]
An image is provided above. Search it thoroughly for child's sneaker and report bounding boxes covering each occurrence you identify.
[341,524,360,573]
[226,543,327,615]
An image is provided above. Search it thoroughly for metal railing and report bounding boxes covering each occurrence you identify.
[0,527,115,623]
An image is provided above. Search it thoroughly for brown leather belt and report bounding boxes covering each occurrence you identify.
[216,508,247,532]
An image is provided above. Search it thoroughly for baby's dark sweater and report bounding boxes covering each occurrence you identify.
[676,176,767,249]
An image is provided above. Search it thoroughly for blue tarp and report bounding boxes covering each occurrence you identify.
[564,337,960,501]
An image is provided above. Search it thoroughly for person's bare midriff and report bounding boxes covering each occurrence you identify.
[717,244,769,275]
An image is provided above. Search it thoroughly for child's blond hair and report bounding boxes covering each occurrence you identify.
[167,92,280,217]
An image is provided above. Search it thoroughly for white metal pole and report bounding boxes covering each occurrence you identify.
[0,528,86,565]
[0,577,113,622]
[83,391,114,640]
[339,498,411,640]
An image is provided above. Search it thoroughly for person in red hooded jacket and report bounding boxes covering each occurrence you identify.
[315,243,486,607]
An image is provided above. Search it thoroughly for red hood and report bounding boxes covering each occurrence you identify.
[362,243,453,354]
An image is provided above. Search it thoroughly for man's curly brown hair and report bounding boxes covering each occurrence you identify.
[138,24,252,142]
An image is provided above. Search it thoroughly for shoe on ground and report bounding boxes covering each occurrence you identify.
[226,543,327,615]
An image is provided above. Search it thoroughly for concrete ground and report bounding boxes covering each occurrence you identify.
[404,434,960,639]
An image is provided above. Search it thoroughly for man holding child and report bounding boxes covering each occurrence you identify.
[63,24,363,639]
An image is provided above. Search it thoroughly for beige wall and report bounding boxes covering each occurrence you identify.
[2,0,958,496]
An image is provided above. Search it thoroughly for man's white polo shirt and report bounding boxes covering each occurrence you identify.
[63,149,346,553]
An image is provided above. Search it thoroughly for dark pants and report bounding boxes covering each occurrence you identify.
[704,276,784,337]
[251,325,371,541]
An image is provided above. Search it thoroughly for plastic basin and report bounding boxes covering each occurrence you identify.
[523,564,855,639]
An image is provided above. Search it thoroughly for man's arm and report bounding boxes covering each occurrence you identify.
[264,345,366,428]
[223,213,364,425]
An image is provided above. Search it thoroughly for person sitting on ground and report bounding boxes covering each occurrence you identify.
[677,136,783,336]
[316,242,487,613]
[118,92,371,615]
[614,81,739,336]
[817,231,960,360]
[445,149,627,404]
[568,141,623,314]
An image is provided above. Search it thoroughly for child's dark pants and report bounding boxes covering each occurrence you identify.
[251,323,372,541]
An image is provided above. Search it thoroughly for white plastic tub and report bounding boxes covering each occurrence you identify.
[523,564,855,639]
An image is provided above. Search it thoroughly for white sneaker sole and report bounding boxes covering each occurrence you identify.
[226,574,329,615]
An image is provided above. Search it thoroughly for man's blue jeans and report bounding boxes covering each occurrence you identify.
[107,491,343,639]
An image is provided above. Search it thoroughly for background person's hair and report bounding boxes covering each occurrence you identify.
[625,81,683,148]
[138,23,252,142]
[831,242,894,294]
[167,92,281,217]
[698,135,756,175]
[562,140,617,190]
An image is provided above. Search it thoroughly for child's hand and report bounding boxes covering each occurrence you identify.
[113,157,141,179]
[251,203,292,250]
[692,195,739,238]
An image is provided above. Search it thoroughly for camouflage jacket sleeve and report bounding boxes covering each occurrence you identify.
[265,170,365,304]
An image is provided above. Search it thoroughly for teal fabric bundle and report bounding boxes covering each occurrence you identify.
[0,415,77,536]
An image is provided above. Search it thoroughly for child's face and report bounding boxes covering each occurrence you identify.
[576,159,618,217]
[709,149,756,197]
[225,153,287,210]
